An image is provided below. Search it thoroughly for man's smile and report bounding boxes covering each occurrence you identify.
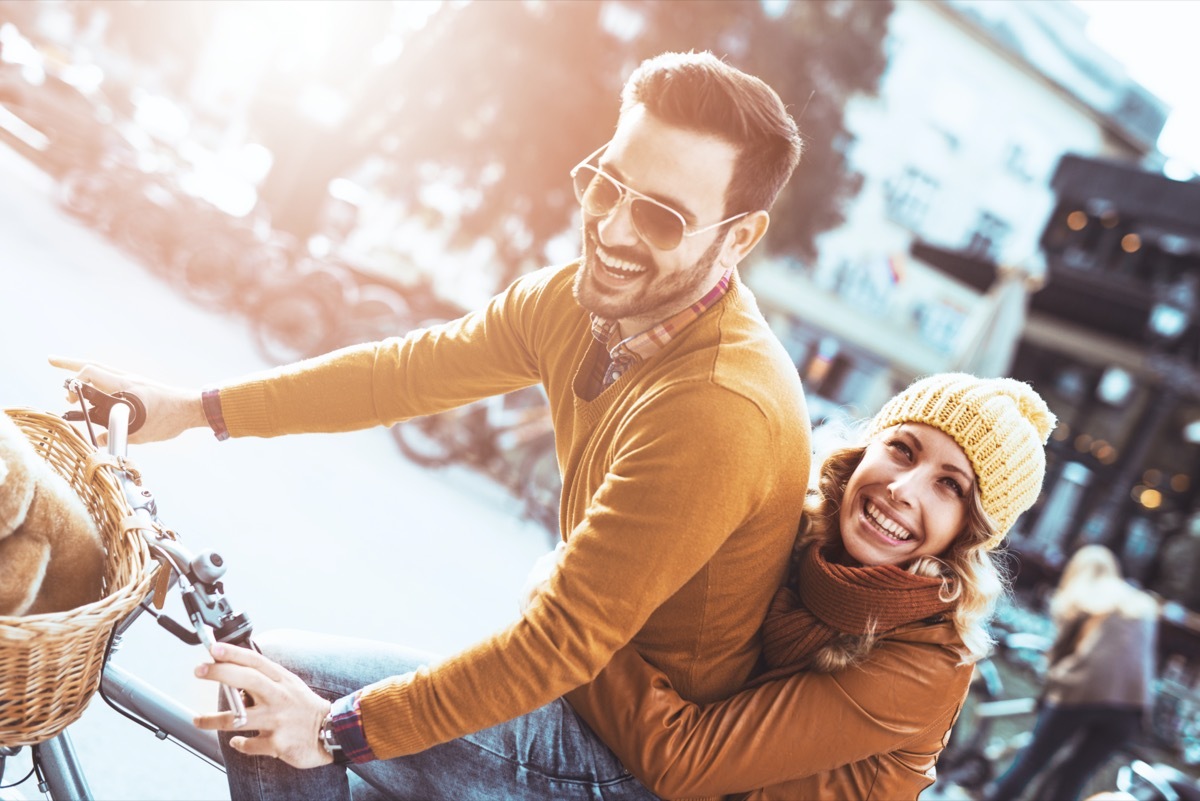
[594,245,650,282]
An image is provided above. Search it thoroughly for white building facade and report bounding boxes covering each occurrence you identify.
[751,0,1168,417]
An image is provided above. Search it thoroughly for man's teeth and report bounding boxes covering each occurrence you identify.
[597,248,648,277]
[865,500,913,541]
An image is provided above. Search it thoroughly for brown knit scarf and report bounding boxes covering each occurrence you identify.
[757,544,954,683]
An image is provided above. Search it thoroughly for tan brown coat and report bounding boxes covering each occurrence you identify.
[569,620,972,801]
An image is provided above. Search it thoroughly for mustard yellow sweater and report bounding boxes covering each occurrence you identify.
[218,262,811,758]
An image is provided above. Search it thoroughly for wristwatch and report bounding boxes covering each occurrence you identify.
[319,712,351,765]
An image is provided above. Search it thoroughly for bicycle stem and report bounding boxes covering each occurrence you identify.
[66,385,253,728]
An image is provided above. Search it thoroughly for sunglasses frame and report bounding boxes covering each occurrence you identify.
[570,142,749,251]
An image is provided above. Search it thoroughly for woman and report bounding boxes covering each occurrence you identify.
[565,372,1056,800]
[983,544,1158,801]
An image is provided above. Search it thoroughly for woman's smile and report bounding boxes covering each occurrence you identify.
[862,498,914,542]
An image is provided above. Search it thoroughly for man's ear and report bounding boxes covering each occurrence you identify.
[721,210,770,268]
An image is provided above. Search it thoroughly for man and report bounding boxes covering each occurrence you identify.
[55,51,810,798]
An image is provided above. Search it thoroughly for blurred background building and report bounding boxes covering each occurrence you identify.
[737,1,1200,625]
[750,0,1169,414]
[741,3,1200,689]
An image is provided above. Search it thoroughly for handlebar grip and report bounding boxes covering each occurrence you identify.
[114,391,147,435]
[63,381,147,435]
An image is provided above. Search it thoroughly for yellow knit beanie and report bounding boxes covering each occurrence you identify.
[869,373,1056,548]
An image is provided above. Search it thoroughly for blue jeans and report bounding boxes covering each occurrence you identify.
[219,630,658,801]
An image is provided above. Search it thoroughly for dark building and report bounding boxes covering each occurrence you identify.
[916,154,1200,606]
[918,154,1200,688]
[1006,155,1200,607]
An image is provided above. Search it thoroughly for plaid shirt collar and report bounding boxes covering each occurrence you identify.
[589,268,733,387]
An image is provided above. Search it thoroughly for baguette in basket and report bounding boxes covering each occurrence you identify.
[0,411,105,616]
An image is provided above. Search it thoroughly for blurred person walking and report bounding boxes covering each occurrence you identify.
[984,544,1159,801]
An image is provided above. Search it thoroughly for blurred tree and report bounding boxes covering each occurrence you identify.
[61,0,891,289]
[91,0,218,99]
[246,1,396,246]
[340,0,893,288]
[0,0,42,35]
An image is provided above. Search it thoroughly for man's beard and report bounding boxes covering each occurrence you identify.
[572,221,725,326]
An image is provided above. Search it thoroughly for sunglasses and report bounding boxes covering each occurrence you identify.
[570,143,749,251]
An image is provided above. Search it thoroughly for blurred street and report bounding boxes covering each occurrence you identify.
[0,140,554,799]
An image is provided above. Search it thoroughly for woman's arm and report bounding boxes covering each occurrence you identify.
[566,627,970,799]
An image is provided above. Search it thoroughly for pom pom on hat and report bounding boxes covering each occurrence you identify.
[869,373,1056,548]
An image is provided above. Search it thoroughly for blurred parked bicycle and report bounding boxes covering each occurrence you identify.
[1116,759,1200,801]
[938,623,1052,793]
[391,385,561,541]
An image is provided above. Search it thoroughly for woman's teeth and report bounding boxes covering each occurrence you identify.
[865,499,913,541]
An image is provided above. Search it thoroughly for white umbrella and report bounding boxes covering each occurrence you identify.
[949,260,1043,378]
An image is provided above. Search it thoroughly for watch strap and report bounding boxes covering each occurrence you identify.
[320,712,351,765]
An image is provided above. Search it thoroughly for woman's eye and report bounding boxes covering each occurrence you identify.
[888,439,913,459]
[941,477,965,497]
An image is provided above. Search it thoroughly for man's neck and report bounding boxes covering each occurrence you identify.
[614,270,735,340]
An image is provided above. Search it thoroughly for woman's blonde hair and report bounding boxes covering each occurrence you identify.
[797,442,1006,670]
[1050,544,1157,624]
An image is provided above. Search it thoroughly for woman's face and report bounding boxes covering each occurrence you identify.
[839,422,976,567]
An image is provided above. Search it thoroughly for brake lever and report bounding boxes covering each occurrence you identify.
[63,379,147,436]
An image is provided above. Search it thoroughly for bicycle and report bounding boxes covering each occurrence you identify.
[936,623,1051,786]
[1115,758,1200,801]
[0,382,253,799]
[248,254,425,367]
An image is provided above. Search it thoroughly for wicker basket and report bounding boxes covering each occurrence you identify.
[0,408,156,747]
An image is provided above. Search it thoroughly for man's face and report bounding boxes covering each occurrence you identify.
[573,105,742,334]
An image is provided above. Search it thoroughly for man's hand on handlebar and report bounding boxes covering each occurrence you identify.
[193,644,336,769]
[50,356,208,444]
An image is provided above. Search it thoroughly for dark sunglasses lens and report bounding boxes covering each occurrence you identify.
[631,200,684,250]
[576,168,620,217]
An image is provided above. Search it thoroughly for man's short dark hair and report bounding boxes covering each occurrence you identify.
[620,51,803,217]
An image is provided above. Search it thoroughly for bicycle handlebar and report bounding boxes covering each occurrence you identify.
[64,380,252,726]
[63,381,146,437]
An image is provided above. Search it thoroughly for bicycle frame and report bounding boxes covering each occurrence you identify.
[35,664,223,799]
[22,389,253,800]
[938,629,1049,792]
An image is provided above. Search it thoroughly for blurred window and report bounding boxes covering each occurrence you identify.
[885,165,939,232]
[1004,142,1036,182]
[966,210,1011,261]
[910,298,967,354]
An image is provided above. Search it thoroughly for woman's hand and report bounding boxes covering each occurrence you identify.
[50,356,207,444]
[193,643,334,769]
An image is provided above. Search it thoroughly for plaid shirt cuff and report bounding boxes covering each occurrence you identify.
[329,690,375,764]
[200,388,230,441]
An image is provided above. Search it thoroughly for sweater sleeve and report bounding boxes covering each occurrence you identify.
[217,268,553,437]
[566,631,971,799]
[355,384,784,758]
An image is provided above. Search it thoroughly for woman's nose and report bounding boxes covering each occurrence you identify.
[887,472,915,505]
